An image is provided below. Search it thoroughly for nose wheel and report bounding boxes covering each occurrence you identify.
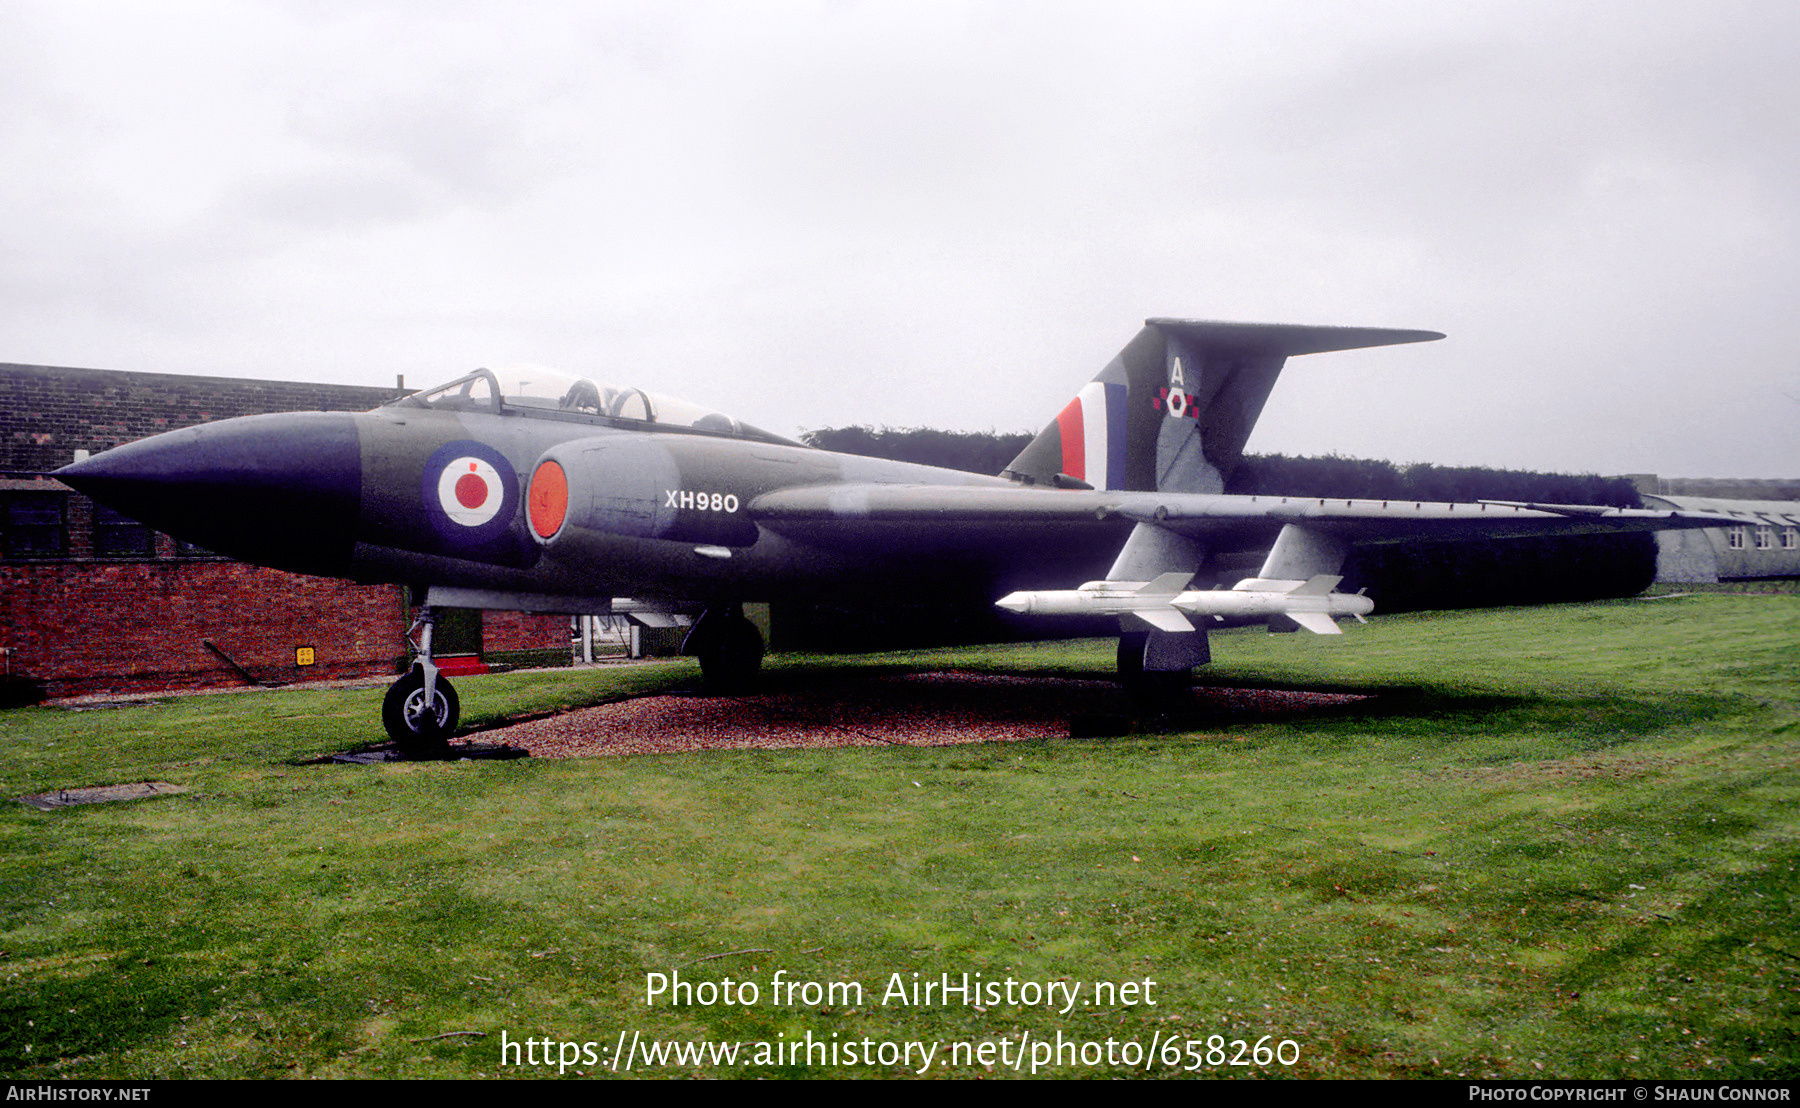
[384,606,461,752]
[383,665,461,749]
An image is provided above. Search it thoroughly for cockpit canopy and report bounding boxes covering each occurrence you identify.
[388,365,792,443]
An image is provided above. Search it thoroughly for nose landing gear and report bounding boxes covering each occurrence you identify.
[384,608,461,751]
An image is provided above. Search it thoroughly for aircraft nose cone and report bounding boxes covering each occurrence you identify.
[57,412,362,576]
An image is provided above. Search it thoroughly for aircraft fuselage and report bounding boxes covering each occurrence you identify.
[61,393,1128,610]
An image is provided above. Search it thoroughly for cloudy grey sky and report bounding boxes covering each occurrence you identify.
[3,1,1795,477]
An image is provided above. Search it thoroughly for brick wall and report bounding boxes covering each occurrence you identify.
[1,362,404,472]
[482,609,574,654]
[3,561,407,697]
[0,362,569,698]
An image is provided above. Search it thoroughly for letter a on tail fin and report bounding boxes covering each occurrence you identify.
[1002,320,1443,494]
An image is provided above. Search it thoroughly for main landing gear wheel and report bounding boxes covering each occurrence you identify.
[1116,631,1192,706]
[382,666,460,751]
[696,609,765,694]
[1117,632,1148,684]
[1124,669,1192,704]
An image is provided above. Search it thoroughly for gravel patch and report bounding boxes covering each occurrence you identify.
[481,671,1368,758]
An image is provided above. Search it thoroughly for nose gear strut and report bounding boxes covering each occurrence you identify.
[383,607,461,751]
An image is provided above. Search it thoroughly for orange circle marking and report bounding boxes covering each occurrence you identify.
[527,459,568,540]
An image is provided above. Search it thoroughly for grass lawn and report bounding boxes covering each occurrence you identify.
[1,594,1795,1079]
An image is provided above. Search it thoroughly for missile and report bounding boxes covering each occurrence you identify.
[1172,575,1374,634]
[994,573,1373,635]
[994,572,1199,631]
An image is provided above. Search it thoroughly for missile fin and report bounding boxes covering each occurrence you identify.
[1286,611,1343,635]
[1290,575,1343,596]
[1137,571,1193,596]
[1130,608,1195,633]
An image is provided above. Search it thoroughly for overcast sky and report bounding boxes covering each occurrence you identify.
[3,1,1795,477]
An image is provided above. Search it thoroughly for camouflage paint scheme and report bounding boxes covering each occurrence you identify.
[57,318,1737,744]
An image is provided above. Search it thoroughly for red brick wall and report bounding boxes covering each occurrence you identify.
[481,609,572,654]
[2,562,408,697]
[1,363,573,698]
[1,363,405,472]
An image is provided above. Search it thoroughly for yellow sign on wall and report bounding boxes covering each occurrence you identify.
[295,646,315,667]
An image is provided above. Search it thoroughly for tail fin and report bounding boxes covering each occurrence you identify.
[1002,319,1443,494]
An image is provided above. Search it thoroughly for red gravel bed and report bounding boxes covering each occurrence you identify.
[477,671,1368,759]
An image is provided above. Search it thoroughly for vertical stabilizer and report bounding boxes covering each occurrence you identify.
[1002,319,1443,495]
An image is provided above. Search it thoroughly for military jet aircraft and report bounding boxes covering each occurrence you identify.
[56,318,1732,748]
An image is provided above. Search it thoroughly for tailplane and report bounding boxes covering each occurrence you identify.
[1002,319,1443,494]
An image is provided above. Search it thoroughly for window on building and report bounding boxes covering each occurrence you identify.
[1785,527,1798,550]
[1727,526,1746,550]
[93,504,154,557]
[2,493,69,559]
[1755,525,1774,550]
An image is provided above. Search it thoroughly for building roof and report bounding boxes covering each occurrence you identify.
[0,362,407,472]
[1641,494,1800,524]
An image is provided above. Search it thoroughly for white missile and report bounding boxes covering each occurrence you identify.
[994,572,1199,632]
[994,573,1373,635]
[1172,575,1374,634]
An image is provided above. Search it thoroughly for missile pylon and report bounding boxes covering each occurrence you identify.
[994,573,1373,635]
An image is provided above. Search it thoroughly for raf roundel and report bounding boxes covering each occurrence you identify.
[421,440,520,547]
[438,456,507,527]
